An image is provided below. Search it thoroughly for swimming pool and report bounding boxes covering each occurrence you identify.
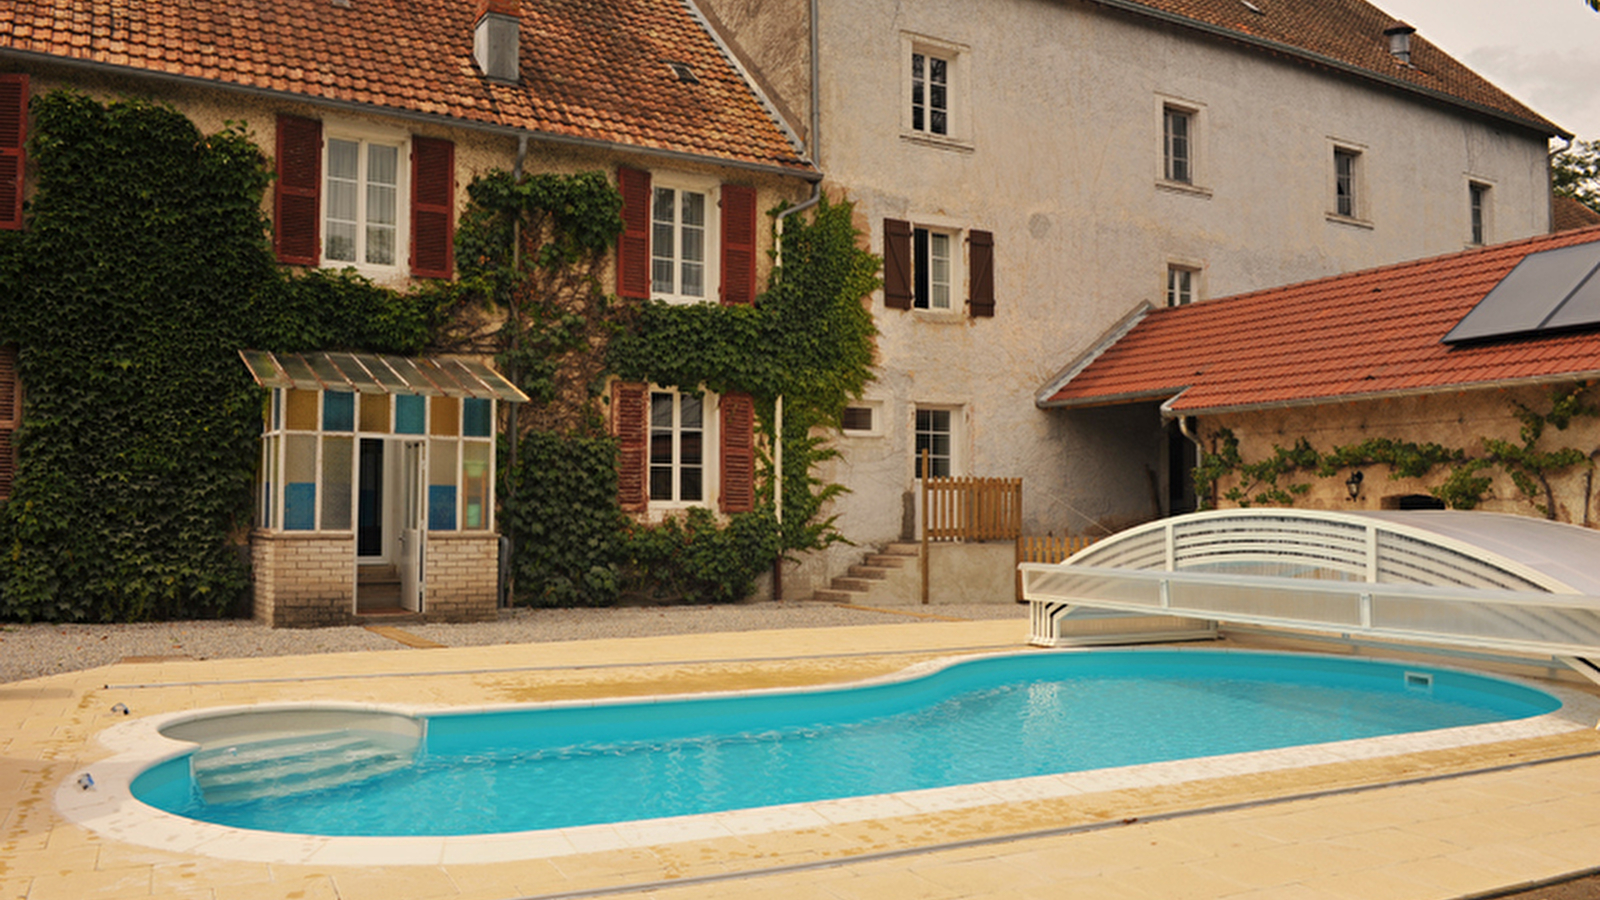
[126,649,1561,838]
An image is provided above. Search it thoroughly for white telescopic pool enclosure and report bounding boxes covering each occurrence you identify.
[1022,509,1600,680]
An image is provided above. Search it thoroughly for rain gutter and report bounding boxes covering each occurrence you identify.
[1082,0,1570,140]
[1156,370,1600,419]
[2,49,822,183]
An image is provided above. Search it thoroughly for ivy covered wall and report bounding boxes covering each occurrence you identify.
[1194,382,1600,525]
[447,170,879,607]
[0,88,878,620]
[0,92,427,622]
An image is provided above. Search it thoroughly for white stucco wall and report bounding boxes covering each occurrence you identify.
[756,0,1557,596]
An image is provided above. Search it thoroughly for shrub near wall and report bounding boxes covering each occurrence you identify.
[0,91,425,622]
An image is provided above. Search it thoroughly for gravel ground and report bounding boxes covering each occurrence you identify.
[0,601,1028,683]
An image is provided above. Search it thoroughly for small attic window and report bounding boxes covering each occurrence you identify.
[666,61,699,85]
[331,0,351,7]
[1240,0,1264,13]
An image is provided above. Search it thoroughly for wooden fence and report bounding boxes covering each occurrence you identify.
[1014,533,1101,601]
[921,475,1023,543]
[918,452,1023,603]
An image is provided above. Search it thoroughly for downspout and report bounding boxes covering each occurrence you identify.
[1177,414,1207,510]
[1550,136,1575,233]
[501,134,529,608]
[765,0,822,601]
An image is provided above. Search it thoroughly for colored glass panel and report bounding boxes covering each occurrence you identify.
[462,442,491,530]
[321,436,353,530]
[395,395,425,434]
[430,395,460,437]
[429,442,457,531]
[359,393,391,433]
[463,398,492,437]
[284,389,318,431]
[323,391,355,432]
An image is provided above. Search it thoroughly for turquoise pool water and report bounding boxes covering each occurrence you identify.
[132,650,1560,836]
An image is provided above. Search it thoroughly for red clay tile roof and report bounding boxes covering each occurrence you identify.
[1103,0,1564,137]
[0,0,810,174]
[1041,226,1600,414]
[1554,196,1600,232]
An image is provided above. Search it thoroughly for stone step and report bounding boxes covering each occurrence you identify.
[810,589,856,603]
[864,554,910,569]
[830,577,877,592]
[846,564,891,580]
[882,542,922,557]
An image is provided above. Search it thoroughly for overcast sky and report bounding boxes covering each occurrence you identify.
[1373,0,1600,143]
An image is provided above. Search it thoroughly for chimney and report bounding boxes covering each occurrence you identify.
[474,0,520,83]
[1384,23,1415,65]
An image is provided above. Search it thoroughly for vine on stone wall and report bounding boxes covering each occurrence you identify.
[447,175,880,606]
[0,91,427,622]
[1194,383,1599,520]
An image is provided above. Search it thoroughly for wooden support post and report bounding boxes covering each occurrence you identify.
[920,448,930,605]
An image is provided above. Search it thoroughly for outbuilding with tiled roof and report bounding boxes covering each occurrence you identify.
[1038,226,1600,527]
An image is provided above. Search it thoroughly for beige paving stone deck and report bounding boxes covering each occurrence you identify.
[4,619,1600,899]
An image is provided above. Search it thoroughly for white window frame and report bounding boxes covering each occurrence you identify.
[913,404,963,479]
[650,174,720,305]
[913,225,956,311]
[1468,179,1493,246]
[1327,139,1371,227]
[840,400,885,438]
[321,121,410,279]
[1166,263,1200,307]
[647,385,719,509]
[1155,95,1209,197]
[901,33,972,150]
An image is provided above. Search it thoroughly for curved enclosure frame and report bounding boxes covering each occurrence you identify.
[1023,509,1600,658]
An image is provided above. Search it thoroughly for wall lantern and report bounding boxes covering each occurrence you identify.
[1345,470,1364,501]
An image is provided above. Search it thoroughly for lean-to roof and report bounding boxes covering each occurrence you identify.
[1039,226,1600,415]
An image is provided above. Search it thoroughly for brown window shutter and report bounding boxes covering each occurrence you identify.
[968,229,995,317]
[719,391,755,513]
[883,218,912,309]
[0,344,20,500]
[274,114,321,266]
[0,74,28,231]
[616,166,651,299]
[613,380,648,512]
[411,136,455,279]
[719,184,758,306]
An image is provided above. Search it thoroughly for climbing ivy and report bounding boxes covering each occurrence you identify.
[1194,383,1599,519]
[0,91,426,622]
[452,177,879,606]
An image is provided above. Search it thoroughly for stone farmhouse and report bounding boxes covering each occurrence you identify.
[697,0,1574,599]
[0,0,817,624]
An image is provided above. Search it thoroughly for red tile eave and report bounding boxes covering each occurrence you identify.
[1,0,813,175]
[1046,226,1600,414]
[1098,0,1563,137]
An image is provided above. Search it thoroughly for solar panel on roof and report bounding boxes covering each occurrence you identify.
[1442,241,1600,344]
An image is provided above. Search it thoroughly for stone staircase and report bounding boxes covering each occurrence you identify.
[810,542,921,605]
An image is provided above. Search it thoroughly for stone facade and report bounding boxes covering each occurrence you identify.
[1203,383,1600,528]
[698,0,1562,597]
[422,534,501,623]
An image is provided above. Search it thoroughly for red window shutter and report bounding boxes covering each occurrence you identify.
[616,167,651,299]
[411,136,455,279]
[719,184,758,306]
[0,345,20,500]
[969,229,995,317]
[719,391,755,513]
[883,218,913,309]
[613,380,648,512]
[0,74,28,231]
[274,115,321,266]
